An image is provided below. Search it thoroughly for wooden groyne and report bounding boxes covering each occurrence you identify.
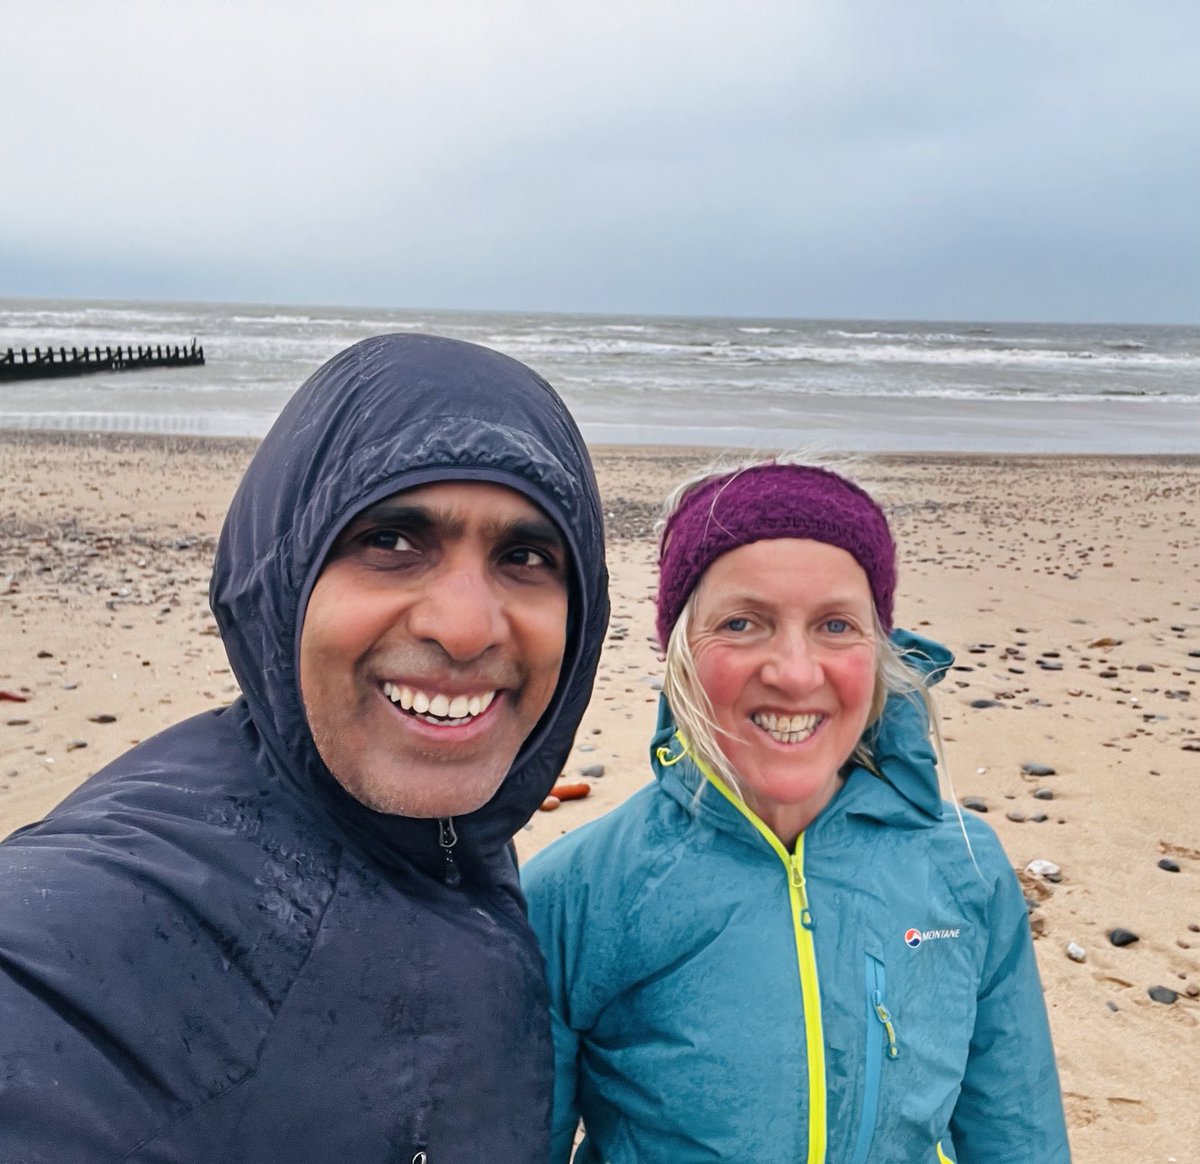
[0,340,205,382]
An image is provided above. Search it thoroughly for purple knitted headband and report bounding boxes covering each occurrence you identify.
[656,463,896,648]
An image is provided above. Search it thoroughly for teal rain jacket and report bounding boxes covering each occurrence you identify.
[524,631,1070,1163]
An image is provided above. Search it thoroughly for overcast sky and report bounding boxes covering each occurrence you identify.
[3,0,1197,323]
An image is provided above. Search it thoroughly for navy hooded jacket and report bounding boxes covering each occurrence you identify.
[0,335,610,1162]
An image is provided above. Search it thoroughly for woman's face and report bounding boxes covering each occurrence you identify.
[688,538,879,844]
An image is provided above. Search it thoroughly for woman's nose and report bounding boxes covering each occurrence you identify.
[761,633,823,693]
[408,564,506,662]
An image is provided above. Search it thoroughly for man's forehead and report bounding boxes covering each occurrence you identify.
[354,479,560,536]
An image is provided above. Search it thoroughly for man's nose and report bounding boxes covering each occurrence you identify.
[408,564,506,662]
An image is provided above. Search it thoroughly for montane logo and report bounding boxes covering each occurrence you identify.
[904,927,961,948]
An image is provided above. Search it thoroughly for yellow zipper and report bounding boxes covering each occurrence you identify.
[686,741,828,1164]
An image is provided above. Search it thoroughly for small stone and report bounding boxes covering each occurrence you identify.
[1021,762,1057,777]
[969,699,1002,709]
[1036,660,1063,671]
[1033,787,1055,800]
[1158,858,1181,873]
[1147,985,1178,1005]
[1065,941,1086,963]
[1089,637,1122,648]
[539,795,561,812]
[1136,663,1155,673]
[1006,811,1026,823]
[88,714,118,724]
[65,740,88,752]
[579,763,605,778]
[36,649,53,659]
[1105,1001,1119,1012]
[1186,983,1200,999]
[1029,813,1049,823]
[1108,928,1139,948]
[961,796,989,813]
[1026,859,1061,880]
[1190,924,1200,933]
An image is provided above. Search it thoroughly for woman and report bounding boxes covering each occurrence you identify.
[523,460,1070,1163]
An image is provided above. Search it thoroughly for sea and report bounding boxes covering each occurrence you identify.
[1,297,1197,454]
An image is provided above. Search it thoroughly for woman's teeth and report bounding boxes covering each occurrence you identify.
[382,682,496,723]
[752,712,821,744]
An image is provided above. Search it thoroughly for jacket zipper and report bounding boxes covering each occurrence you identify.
[849,953,899,1164]
[687,743,828,1164]
[438,817,461,887]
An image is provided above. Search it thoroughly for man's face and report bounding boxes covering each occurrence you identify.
[298,481,569,817]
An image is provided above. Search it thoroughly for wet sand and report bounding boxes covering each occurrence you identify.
[1,430,1198,1160]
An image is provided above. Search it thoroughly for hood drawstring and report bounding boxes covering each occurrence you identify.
[438,818,461,887]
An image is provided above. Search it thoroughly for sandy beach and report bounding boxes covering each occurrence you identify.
[2,429,1197,1160]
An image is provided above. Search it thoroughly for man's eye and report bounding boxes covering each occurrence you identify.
[505,546,558,570]
[363,529,415,553]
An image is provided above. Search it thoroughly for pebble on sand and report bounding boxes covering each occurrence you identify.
[1157,858,1181,873]
[1108,928,1140,948]
[961,796,988,813]
[1065,941,1086,963]
[1026,859,1062,881]
[1021,762,1057,777]
[1147,985,1178,1005]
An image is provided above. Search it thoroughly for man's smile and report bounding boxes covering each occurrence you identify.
[382,680,498,725]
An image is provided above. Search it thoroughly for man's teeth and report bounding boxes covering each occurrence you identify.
[382,683,496,722]
[752,712,821,744]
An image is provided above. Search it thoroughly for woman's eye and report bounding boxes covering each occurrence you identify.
[724,616,751,633]
[824,618,850,634]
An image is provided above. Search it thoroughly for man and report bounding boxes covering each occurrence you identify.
[0,334,610,1161]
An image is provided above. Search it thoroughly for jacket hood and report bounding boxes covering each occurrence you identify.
[651,628,953,835]
[210,333,609,871]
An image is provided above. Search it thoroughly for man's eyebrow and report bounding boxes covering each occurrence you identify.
[340,503,563,550]
[341,502,440,536]
[499,517,565,549]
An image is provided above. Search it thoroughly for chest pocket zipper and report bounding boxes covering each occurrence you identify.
[849,953,898,1164]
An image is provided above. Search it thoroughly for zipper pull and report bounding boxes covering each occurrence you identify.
[789,852,814,930]
[438,818,461,888]
[872,990,899,1059]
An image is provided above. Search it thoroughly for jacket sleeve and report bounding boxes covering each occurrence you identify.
[523,847,585,1164]
[949,844,1072,1162]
